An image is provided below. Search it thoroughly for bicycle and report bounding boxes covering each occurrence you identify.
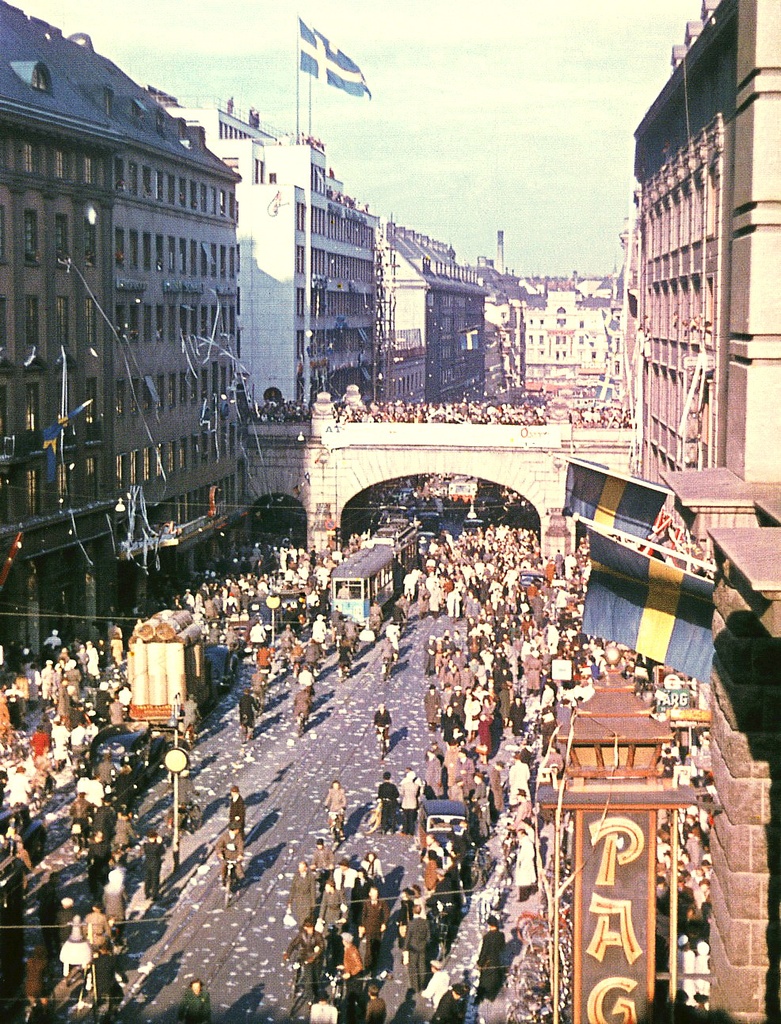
[166,800,202,834]
[376,725,389,760]
[329,811,345,848]
[223,859,241,908]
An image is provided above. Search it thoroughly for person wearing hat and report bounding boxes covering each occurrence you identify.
[431,981,468,1023]
[476,916,506,1002]
[421,959,451,1010]
[401,902,430,995]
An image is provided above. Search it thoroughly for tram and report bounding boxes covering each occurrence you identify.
[330,519,418,624]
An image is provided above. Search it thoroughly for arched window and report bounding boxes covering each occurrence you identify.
[30,63,51,92]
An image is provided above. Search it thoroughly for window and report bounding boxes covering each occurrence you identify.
[24,209,38,262]
[30,63,51,93]
[219,190,226,216]
[210,244,217,277]
[200,184,207,212]
[114,157,124,190]
[190,239,197,277]
[115,453,124,489]
[56,462,69,501]
[168,236,175,272]
[179,238,187,274]
[54,149,66,178]
[296,245,305,274]
[25,381,39,431]
[254,159,264,184]
[0,298,6,349]
[0,205,5,260]
[84,218,96,266]
[167,174,176,205]
[142,165,152,197]
[142,232,151,271]
[115,227,125,266]
[155,235,164,271]
[168,373,176,407]
[116,379,125,416]
[21,142,37,174]
[156,305,164,342]
[26,469,40,516]
[25,296,39,349]
[85,298,97,350]
[179,372,188,405]
[296,288,305,316]
[156,169,165,201]
[179,178,187,206]
[128,162,138,194]
[83,155,95,185]
[55,296,69,345]
[55,213,68,260]
[128,230,139,269]
[219,245,226,278]
[143,304,152,342]
[85,456,97,498]
[169,306,177,343]
[190,180,198,209]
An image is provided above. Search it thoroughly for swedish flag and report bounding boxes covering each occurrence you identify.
[564,458,672,540]
[583,529,714,682]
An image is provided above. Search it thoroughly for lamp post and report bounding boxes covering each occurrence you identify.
[265,594,281,647]
[164,743,190,873]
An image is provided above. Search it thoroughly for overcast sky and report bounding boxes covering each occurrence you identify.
[29,0,697,275]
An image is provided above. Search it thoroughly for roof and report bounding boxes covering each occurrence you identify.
[331,545,395,581]
[0,1,237,179]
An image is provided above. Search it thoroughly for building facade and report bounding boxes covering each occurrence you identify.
[166,102,378,406]
[634,2,781,1020]
[382,223,485,404]
[0,2,242,647]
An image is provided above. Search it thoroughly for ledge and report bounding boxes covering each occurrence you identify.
[710,528,781,597]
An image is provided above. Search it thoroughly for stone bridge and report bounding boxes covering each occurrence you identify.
[247,393,633,553]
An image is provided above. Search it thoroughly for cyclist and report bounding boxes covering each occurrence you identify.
[283,918,323,1009]
[293,686,312,735]
[373,704,392,759]
[378,637,394,679]
[325,779,347,845]
[385,622,401,661]
[215,826,245,888]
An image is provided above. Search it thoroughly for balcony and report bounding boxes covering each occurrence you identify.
[0,430,43,462]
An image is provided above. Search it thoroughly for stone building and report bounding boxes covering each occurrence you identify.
[382,222,485,404]
[634,1,781,1018]
[0,2,241,644]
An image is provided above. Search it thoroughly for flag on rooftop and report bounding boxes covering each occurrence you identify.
[564,458,672,539]
[299,18,371,99]
[583,528,714,682]
[42,400,92,483]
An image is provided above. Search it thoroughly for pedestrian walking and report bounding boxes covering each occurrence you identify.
[476,916,506,1002]
[287,860,317,927]
[377,772,399,834]
[228,785,246,835]
[177,978,212,1024]
[143,830,165,901]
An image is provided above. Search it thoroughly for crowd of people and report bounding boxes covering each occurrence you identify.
[333,399,549,427]
[0,506,716,1023]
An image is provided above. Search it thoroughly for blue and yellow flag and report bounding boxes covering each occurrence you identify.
[583,529,714,682]
[42,399,92,483]
[564,458,672,540]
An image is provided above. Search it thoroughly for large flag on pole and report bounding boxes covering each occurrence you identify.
[299,18,371,99]
[564,458,672,540]
[583,528,714,681]
[42,400,92,483]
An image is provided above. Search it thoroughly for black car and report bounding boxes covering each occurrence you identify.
[89,724,169,808]
[0,804,46,866]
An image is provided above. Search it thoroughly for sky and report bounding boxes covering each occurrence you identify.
[27,0,698,275]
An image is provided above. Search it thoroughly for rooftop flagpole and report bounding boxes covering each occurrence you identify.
[295,15,300,140]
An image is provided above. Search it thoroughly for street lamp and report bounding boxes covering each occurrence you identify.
[265,594,281,646]
[164,743,190,872]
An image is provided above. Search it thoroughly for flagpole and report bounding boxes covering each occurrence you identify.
[295,15,300,140]
[575,514,715,576]
[308,68,312,137]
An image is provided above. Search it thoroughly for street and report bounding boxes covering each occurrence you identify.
[85,613,473,1023]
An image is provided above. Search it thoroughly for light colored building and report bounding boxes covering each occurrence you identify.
[164,101,377,404]
[522,283,621,391]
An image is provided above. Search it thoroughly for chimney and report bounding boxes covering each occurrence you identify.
[497,230,505,274]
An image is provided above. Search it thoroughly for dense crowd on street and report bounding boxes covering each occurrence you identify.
[0,511,715,1023]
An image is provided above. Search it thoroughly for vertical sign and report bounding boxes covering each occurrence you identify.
[574,808,656,1024]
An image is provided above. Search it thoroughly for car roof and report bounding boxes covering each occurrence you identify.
[421,799,467,817]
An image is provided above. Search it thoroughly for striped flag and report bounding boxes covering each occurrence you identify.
[564,458,672,540]
[583,529,714,682]
[299,19,371,99]
[42,399,92,483]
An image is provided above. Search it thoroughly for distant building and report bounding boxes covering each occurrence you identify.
[164,102,378,404]
[522,282,620,392]
[382,223,485,403]
[0,1,241,642]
